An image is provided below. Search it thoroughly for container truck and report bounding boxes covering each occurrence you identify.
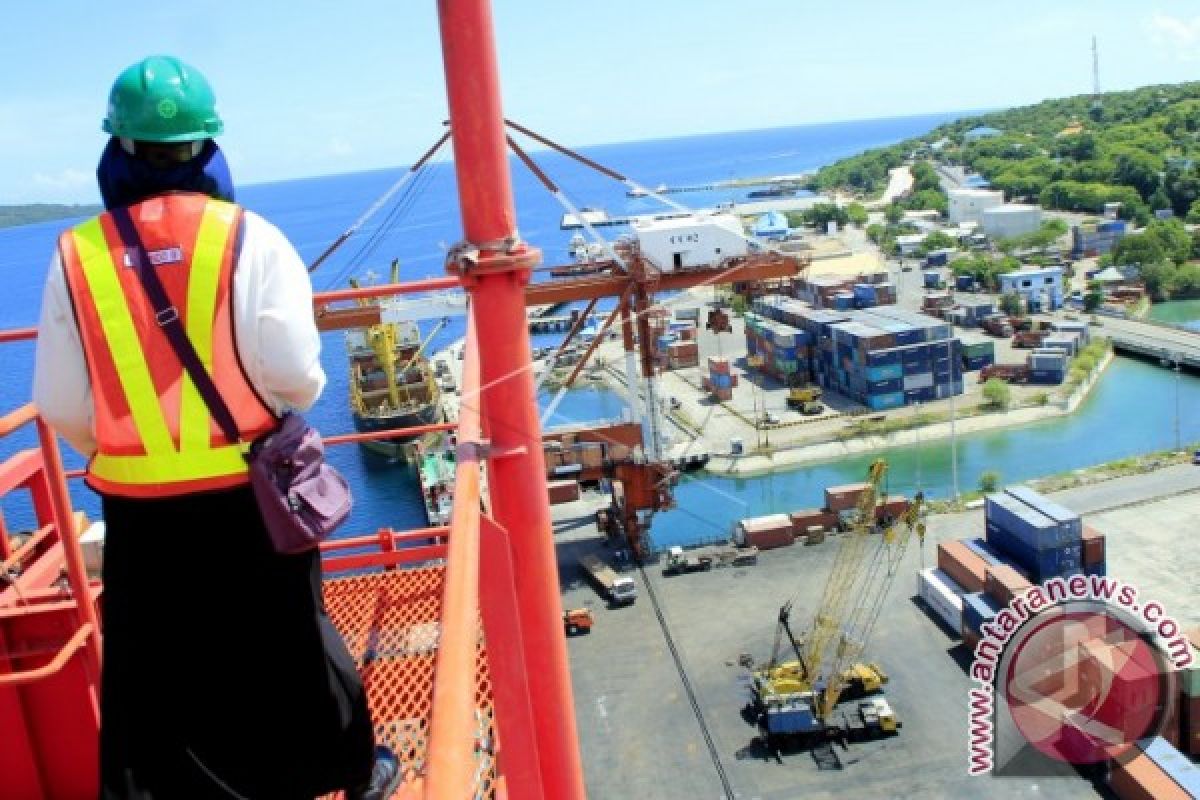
[579,553,638,605]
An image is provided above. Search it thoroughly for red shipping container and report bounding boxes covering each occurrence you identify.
[1082,524,1105,566]
[547,479,581,505]
[708,356,731,374]
[789,508,838,533]
[746,528,795,550]
[1109,753,1192,800]
[937,540,988,594]
[984,565,1031,607]
[874,495,910,522]
[824,482,871,513]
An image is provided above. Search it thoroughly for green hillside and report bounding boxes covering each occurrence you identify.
[0,204,102,229]
[813,81,1200,226]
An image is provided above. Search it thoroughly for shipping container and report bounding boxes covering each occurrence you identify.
[986,523,1084,580]
[825,483,871,513]
[1109,752,1194,800]
[1082,524,1105,566]
[984,565,1031,607]
[986,492,1077,550]
[937,540,989,594]
[745,528,795,550]
[789,508,838,533]
[962,592,1000,636]
[547,479,581,505]
[866,391,905,411]
[1004,486,1083,541]
[1138,737,1200,798]
[917,567,965,635]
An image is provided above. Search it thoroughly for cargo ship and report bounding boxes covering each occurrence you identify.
[347,316,443,459]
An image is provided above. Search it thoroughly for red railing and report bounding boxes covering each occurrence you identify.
[0,0,585,796]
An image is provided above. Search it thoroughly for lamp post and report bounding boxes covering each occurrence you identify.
[1174,355,1182,452]
[948,337,959,502]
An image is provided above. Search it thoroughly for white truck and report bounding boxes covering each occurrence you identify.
[579,553,637,606]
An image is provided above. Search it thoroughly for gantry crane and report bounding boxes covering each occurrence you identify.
[312,126,810,557]
[751,459,925,747]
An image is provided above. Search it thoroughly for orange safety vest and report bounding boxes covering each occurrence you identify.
[58,193,276,498]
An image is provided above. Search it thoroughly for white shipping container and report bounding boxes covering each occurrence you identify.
[902,371,934,390]
[918,567,965,636]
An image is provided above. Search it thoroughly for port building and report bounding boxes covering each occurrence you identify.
[980,204,1042,239]
[998,266,1065,312]
[947,188,1004,225]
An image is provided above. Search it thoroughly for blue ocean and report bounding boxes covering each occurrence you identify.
[0,112,964,533]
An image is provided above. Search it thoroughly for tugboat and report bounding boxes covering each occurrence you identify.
[549,234,611,277]
[416,434,456,525]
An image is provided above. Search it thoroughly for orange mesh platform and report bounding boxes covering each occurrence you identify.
[322,567,498,797]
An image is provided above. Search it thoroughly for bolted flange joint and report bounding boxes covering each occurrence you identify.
[444,237,541,287]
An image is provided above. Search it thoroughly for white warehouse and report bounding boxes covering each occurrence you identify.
[981,204,1043,239]
[948,188,1004,225]
[632,213,751,271]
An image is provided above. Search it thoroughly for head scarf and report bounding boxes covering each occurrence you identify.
[96,137,235,210]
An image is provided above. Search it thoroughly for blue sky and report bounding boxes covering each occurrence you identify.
[4,1,1200,203]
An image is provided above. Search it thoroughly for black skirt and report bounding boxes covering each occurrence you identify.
[99,486,374,799]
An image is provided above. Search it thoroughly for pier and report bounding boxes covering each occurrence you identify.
[529,312,604,334]
[1097,315,1200,372]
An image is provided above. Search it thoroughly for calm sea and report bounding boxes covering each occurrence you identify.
[0,112,964,532]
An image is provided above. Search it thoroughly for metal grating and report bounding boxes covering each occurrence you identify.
[322,566,498,798]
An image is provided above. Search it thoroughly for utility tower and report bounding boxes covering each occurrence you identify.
[1091,35,1102,112]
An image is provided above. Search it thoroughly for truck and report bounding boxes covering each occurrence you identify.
[579,553,637,605]
[663,545,714,575]
[981,313,1014,338]
[1011,330,1045,348]
[786,383,823,411]
[663,543,759,575]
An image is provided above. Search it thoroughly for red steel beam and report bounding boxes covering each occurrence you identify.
[436,1,583,797]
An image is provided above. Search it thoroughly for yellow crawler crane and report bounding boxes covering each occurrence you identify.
[751,459,925,748]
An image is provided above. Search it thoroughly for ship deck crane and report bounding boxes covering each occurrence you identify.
[752,459,925,744]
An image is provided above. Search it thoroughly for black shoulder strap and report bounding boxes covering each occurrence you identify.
[109,205,243,446]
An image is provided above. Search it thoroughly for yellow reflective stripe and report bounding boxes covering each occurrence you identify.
[72,218,176,457]
[90,442,250,485]
[179,201,237,451]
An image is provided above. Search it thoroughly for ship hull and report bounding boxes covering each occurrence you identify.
[352,402,443,460]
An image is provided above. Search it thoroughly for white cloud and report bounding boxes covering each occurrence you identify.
[32,168,91,189]
[1148,11,1200,59]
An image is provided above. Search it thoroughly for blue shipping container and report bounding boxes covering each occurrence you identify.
[963,538,1005,569]
[956,275,975,291]
[923,271,941,288]
[867,377,904,394]
[1004,486,1083,540]
[986,493,1072,550]
[866,392,906,411]
[962,592,1000,634]
[865,363,904,381]
[986,523,1084,581]
[766,701,821,735]
[866,349,901,367]
[1028,369,1065,385]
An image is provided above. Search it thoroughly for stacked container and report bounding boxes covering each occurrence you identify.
[852,282,897,308]
[984,488,1084,582]
[1027,348,1067,384]
[666,340,699,369]
[955,298,996,326]
[703,356,737,402]
[1108,737,1200,800]
[1041,332,1081,358]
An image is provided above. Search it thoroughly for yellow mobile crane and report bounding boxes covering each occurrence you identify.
[750,459,925,748]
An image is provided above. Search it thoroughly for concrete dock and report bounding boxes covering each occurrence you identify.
[555,468,1200,799]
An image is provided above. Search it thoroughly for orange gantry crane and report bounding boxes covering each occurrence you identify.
[0,1,806,798]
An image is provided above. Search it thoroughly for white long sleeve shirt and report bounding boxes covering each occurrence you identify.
[32,210,326,457]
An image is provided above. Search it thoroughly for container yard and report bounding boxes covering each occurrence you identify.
[556,466,1200,800]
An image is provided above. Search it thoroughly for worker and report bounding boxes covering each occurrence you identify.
[33,56,398,799]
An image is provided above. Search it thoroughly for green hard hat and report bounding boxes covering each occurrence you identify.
[102,55,223,142]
